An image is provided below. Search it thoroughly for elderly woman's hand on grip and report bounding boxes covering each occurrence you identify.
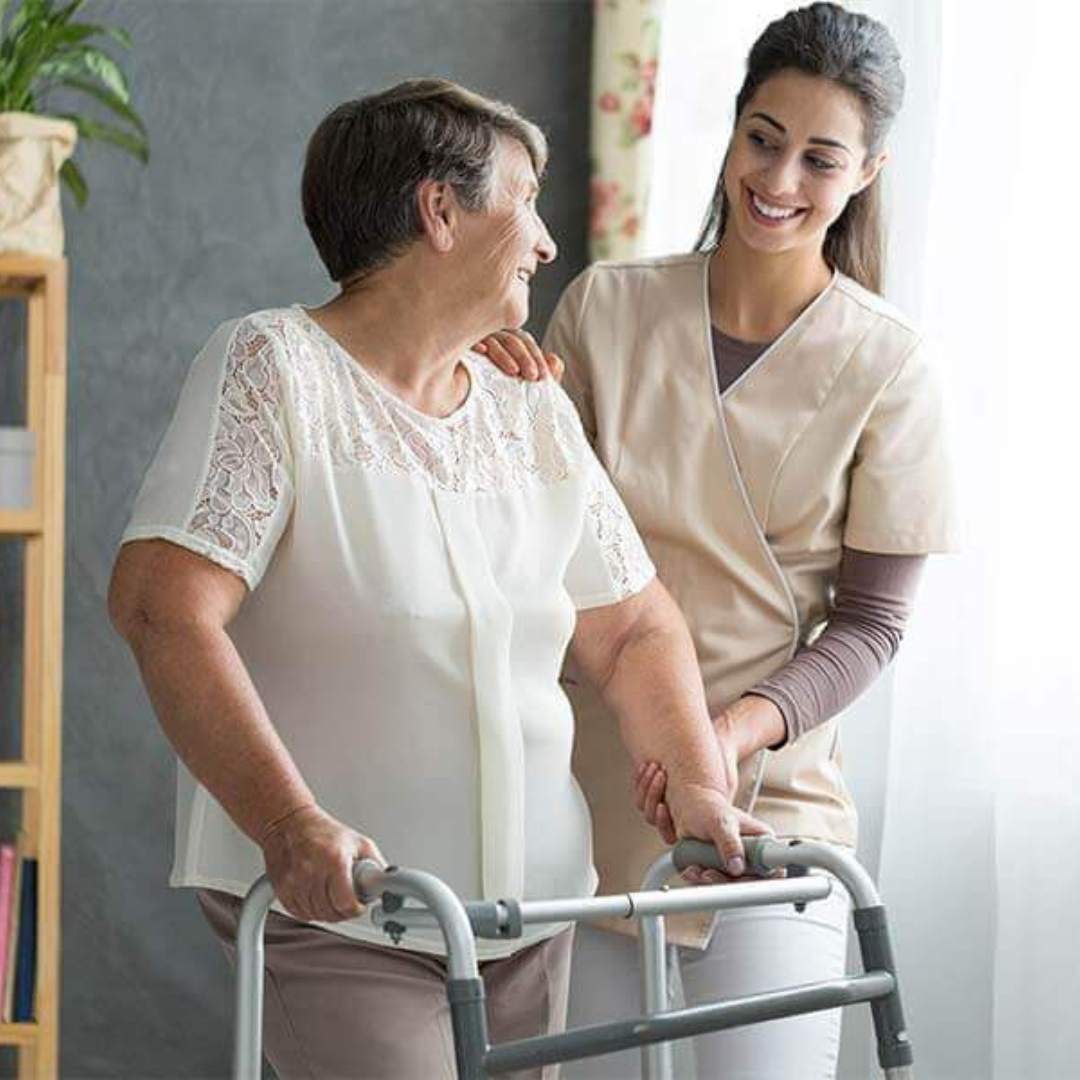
[259,804,385,923]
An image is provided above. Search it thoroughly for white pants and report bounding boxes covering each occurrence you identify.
[563,882,850,1080]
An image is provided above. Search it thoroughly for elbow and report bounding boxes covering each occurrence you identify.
[107,566,151,648]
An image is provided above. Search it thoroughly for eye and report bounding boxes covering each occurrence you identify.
[747,131,776,152]
[807,155,838,172]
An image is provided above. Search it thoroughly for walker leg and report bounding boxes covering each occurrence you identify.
[639,913,674,1080]
[853,906,914,1077]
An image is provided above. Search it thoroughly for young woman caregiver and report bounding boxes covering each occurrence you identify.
[476,3,958,1077]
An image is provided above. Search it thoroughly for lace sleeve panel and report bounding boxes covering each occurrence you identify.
[555,387,655,609]
[184,316,295,588]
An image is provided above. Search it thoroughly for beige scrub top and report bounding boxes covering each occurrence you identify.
[543,251,959,946]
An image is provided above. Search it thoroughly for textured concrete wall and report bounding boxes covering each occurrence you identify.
[0,2,592,1075]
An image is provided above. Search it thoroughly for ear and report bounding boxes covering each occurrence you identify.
[854,148,889,195]
[415,179,458,254]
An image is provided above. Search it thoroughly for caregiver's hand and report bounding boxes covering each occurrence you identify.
[260,804,385,923]
[636,707,743,843]
[474,329,564,382]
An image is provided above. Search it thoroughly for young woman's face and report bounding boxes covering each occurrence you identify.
[723,69,886,257]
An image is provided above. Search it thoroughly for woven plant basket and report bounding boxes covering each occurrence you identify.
[0,112,77,257]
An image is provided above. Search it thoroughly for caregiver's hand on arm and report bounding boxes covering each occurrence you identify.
[474,328,564,382]
[570,579,772,877]
[636,695,786,846]
[108,540,383,922]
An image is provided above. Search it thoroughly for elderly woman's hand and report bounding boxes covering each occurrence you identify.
[259,804,385,923]
[473,329,564,382]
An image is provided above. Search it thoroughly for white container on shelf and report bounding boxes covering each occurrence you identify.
[0,426,35,509]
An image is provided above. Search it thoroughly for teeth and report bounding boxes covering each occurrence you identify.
[751,193,799,220]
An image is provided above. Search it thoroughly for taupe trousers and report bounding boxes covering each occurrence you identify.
[197,889,574,1080]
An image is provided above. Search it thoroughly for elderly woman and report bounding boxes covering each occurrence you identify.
[107,79,767,1079]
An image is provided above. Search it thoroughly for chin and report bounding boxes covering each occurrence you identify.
[734,214,815,257]
[502,297,529,329]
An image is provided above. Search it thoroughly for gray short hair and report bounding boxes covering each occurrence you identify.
[302,78,549,285]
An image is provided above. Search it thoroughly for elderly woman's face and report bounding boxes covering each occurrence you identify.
[457,138,557,331]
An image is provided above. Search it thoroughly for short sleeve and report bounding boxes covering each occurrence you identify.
[120,314,296,589]
[555,389,655,609]
[843,337,960,554]
[542,268,598,445]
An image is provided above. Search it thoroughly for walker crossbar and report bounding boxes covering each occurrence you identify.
[481,971,895,1074]
[232,837,915,1080]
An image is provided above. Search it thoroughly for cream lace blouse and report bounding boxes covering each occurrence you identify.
[121,306,655,957]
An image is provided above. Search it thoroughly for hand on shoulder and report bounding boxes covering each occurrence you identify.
[473,329,564,382]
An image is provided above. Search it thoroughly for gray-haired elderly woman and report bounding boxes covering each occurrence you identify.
[108,79,769,1079]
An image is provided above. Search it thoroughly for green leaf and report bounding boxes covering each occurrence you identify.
[58,73,146,134]
[58,111,148,163]
[53,23,103,46]
[96,25,131,49]
[59,43,129,100]
[60,156,87,206]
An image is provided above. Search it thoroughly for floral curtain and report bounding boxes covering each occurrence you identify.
[588,0,666,261]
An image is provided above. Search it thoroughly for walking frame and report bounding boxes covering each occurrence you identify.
[232,836,915,1079]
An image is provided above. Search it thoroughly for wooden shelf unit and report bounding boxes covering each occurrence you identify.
[0,254,66,1078]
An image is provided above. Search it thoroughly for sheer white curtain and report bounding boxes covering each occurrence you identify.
[646,2,1080,1077]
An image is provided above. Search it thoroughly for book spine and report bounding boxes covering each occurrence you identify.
[1,847,23,1023]
[0,845,15,1010]
[13,858,37,1023]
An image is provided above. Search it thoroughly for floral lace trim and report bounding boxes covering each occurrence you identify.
[280,309,581,496]
[585,465,655,599]
[189,319,285,561]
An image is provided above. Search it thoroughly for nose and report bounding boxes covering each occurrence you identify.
[535,218,557,264]
[759,149,803,200]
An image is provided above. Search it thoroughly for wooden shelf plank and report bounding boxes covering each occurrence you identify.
[0,1023,38,1046]
[0,511,42,536]
[0,764,40,789]
[0,254,60,287]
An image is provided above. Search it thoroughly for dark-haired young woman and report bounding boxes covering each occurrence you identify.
[477,4,958,1075]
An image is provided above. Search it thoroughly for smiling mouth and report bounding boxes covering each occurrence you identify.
[747,188,807,224]
[515,269,533,285]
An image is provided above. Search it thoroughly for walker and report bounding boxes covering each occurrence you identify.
[232,836,914,1079]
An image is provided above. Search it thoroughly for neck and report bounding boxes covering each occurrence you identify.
[709,234,833,343]
[309,259,483,417]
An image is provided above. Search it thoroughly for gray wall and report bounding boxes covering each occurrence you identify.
[1,2,593,1076]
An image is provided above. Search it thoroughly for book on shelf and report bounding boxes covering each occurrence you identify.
[0,834,35,1024]
[1,837,23,1022]
[12,856,36,1022]
[0,843,14,1008]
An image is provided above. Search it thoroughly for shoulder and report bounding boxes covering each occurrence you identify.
[187,308,302,404]
[468,355,585,438]
[832,274,921,346]
[551,252,706,333]
[826,275,931,388]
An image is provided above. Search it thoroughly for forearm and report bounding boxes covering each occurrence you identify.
[591,599,726,793]
[127,619,314,843]
[746,549,926,747]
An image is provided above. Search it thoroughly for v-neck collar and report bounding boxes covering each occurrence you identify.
[702,252,840,401]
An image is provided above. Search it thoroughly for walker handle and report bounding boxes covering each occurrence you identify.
[672,837,775,876]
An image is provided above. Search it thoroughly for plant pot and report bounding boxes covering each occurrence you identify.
[0,112,77,258]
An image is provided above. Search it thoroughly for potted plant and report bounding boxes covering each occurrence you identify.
[0,0,148,257]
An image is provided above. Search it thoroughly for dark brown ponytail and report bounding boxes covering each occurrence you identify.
[695,2,904,294]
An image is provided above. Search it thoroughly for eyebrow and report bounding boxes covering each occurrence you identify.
[748,111,852,154]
